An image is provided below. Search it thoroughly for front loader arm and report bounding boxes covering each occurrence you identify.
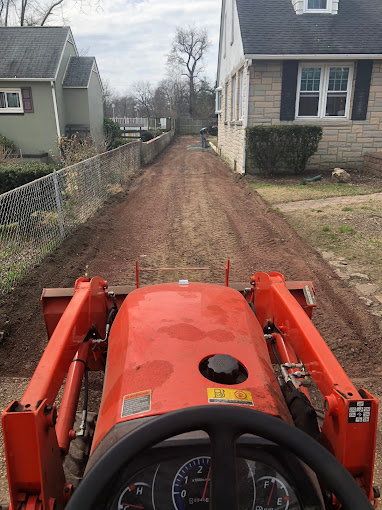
[2,277,109,510]
[251,271,378,505]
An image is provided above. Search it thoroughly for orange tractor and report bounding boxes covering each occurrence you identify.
[1,263,379,509]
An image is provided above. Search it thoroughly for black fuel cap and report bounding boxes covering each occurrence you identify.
[199,354,247,384]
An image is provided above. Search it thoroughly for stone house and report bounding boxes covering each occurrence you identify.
[216,0,382,174]
[0,27,104,160]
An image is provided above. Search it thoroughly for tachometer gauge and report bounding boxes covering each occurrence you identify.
[117,481,152,510]
[255,476,290,510]
[172,456,211,509]
[172,456,255,510]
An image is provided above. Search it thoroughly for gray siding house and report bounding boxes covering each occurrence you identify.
[216,0,382,173]
[0,27,104,159]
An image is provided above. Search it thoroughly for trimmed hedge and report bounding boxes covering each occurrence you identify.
[0,162,59,194]
[246,125,323,175]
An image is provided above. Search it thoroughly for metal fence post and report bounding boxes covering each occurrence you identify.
[53,170,65,239]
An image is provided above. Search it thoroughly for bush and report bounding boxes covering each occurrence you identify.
[104,118,121,150]
[282,126,323,174]
[246,125,323,175]
[0,133,16,153]
[246,126,288,175]
[58,136,97,166]
[140,131,154,142]
[0,161,58,194]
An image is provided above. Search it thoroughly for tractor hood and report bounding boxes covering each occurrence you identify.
[92,282,292,450]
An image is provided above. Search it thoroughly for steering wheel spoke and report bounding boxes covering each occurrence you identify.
[209,424,238,510]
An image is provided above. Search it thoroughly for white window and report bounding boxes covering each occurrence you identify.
[238,69,244,120]
[231,74,237,121]
[296,65,353,119]
[305,0,331,12]
[0,89,23,113]
[225,82,229,121]
[215,87,222,114]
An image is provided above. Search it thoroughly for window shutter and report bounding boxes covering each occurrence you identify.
[21,87,34,113]
[280,61,299,121]
[351,60,373,121]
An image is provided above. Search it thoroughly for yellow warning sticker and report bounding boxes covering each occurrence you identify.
[121,390,152,418]
[207,388,254,406]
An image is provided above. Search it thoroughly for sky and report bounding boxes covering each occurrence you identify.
[65,0,222,94]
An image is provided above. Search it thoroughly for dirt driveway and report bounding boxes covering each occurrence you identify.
[0,135,381,501]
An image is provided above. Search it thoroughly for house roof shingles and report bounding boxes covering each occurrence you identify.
[63,56,95,87]
[0,26,70,79]
[236,0,382,56]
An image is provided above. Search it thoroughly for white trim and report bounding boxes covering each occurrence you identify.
[215,86,223,92]
[51,81,61,139]
[231,73,237,121]
[295,63,354,119]
[242,60,251,174]
[215,89,222,114]
[0,88,23,114]
[54,28,78,82]
[238,67,244,120]
[303,0,332,13]
[61,54,73,87]
[62,86,88,89]
[245,53,382,60]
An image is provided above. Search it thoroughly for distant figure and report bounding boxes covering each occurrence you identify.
[200,127,209,148]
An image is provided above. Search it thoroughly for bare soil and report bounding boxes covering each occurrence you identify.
[1,136,381,500]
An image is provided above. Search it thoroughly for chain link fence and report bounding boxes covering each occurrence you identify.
[0,141,141,294]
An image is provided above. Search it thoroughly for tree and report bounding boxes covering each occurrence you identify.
[132,81,154,119]
[194,78,216,118]
[1,0,66,26]
[153,77,189,118]
[167,25,211,117]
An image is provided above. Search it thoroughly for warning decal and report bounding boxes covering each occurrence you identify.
[121,390,152,418]
[348,401,372,423]
[303,285,316,306]
[207,388,254,406]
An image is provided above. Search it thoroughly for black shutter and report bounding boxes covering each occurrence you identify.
[21,87,34,113]
[280,60,299,121]
[351,60,373,121]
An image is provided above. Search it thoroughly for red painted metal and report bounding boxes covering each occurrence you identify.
[252,271,378,502]
[55,341,90,454]
[21,277,108,408]
[2,277,110,510]
[1,270,378,508]
[92,282,292,451]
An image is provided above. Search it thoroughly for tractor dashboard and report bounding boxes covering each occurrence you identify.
[92,437,324,510]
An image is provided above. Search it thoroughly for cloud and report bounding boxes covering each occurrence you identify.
[65,0,221,93]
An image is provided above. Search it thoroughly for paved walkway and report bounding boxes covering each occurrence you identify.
[278,192,382,212]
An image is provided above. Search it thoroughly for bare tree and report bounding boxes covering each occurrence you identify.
[167,25,211,117]
[1,0,79,26]
[132,81,154,119]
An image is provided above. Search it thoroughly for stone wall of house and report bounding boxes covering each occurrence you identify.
[363,151,382,176]
[216,60,250,173]
[244,60,382,173]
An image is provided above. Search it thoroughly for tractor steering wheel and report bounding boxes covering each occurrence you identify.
[66,405,372,510]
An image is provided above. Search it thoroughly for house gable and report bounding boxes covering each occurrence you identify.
[0,27,71,80]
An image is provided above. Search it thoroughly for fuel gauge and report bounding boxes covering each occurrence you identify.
[117,481,152,510]
[255,476,290,510]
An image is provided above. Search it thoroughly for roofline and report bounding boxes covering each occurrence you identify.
[245,53,382,60]
[90,58,103,93]
[216,0,226,85]
[0,78,53,81]
[54,27,78,82]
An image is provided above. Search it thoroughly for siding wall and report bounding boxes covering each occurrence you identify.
[88,69,104,146]
[0,81,57,155]
[218,60,382,173]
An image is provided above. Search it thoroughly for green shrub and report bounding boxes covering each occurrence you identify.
[246,126,288,175]
[110,138,130,149]
[246,125,323,175]
[104,118,121,150]
[282,126,322,174]
[140,131,154,142]
[0,162,58,194]
[0,133,16,153]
